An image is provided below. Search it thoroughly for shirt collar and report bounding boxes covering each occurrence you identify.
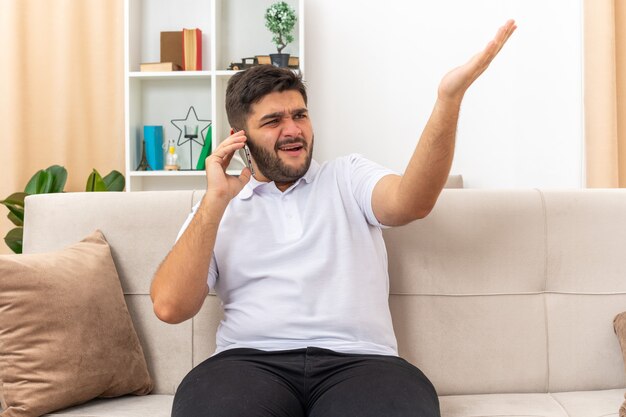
[237,159,320,200]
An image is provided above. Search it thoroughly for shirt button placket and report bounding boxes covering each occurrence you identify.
[283,195,301,240]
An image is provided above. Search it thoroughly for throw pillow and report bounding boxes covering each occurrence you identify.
[614,311,626,417]
[0,230,153,417]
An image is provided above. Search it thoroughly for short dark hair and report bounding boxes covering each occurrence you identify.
[225,65,308,130]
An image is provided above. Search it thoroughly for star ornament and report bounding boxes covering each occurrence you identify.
[170,106,212,169]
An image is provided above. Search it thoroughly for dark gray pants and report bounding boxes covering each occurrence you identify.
[172,346,440,417]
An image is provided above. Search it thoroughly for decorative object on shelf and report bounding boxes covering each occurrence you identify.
[165,139,180,171]
[170,106,211,170]
[182,28,202,70]
[196,125,212,170]
[136,140,150,171]
[227,57,258,71]
[0,166,125,254]
[227,55,300,71]
[160,31,184,70]
[265,2,297,68]
[143,126,164,170]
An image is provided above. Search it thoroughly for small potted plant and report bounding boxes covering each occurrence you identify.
[265,1,297,68]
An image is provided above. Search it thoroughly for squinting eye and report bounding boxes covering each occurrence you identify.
[295,113,307,119]
[264,120,278,126]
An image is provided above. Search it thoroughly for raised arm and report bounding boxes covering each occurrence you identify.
[372,20,517,227]
[150,131,251,324]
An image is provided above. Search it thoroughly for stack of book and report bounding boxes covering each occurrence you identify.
[139,29,202,72]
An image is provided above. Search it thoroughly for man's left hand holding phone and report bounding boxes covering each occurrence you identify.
[204,129,253,206]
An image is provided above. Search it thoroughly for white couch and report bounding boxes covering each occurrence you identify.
[20,189,626,416]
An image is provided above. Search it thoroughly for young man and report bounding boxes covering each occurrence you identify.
[151,20,516,417]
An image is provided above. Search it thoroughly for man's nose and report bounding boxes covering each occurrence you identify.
[282,117,302,138]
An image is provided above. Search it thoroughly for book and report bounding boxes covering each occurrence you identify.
[160,31,184,69]
[256,55,271,65]
[182,28,202,71]
[288,56,299,68]
[139,62,182,72]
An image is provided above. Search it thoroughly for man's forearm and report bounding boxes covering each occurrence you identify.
[150,195,228,324]
[397,97,461,216]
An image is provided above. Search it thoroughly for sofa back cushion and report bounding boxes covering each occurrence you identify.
[23,190,626,396]
[384,190,626,395]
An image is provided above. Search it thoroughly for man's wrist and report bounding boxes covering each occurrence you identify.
[198,193,229,222]
[436,91,464,109]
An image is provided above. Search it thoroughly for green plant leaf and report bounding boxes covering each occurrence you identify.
[265,1,297,49]
[2,192,26,207]
[24,170,46,194]
[46,165,67,193]
[7,211,22,227]
[1,192,26,224]
[4,204,24,224]
[24,166,66,194]
[102,170,125,191]
[86,169,107,192]
[5,227,23,254]
[40,170,54,193]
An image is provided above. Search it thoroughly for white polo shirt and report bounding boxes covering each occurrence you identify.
[177,154,399,356]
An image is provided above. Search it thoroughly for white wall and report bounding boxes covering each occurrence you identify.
[304,0,583,188]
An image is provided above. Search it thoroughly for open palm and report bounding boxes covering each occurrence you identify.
[438,20,517,103]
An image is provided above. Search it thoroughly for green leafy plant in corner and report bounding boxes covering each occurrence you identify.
[265,1,297,54]
[0,166,125,254]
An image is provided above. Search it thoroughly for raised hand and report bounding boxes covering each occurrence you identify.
[204,130,251,204]
[438,19,517,104]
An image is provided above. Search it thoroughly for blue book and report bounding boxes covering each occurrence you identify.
[143,126,164,170]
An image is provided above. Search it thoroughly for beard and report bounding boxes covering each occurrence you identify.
[246,133,314,184]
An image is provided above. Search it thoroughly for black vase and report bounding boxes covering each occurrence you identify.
[270,53,290,68]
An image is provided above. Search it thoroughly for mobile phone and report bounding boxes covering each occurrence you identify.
[233,129,255,176]
[238,144,255,176]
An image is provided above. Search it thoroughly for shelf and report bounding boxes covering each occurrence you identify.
[213,69,301,77]
[129,71,213,80]
[214,70,240,76]
[129,169,243,177]
[129,170,206,177]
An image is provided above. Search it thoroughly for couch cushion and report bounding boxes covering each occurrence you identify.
[551,389,624,417]
[0,231,153,416]
[440,389,624,417]
[43,395,173,417]
[440,393,567,417]
[48,390,623,417]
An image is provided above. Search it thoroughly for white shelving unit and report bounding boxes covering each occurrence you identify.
[124,0,305,191]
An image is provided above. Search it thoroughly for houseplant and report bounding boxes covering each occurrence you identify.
[265,1,297,67]
[0,165,125,254]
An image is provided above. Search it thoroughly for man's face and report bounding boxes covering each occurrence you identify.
[244,90,314,186]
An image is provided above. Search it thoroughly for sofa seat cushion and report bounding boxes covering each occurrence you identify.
[551,389,625,417]
[42,390,625,417]
[440,389,624,417]
[43,395,173,417]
